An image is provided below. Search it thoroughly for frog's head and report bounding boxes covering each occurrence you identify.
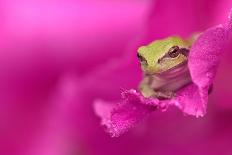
[137,36,191,75]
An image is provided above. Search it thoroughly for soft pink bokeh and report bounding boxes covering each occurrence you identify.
[1,0,232,155]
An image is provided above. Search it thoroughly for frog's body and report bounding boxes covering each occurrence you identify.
[137,36,192,99]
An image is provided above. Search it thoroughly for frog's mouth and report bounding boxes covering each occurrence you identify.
[153,61,190,79]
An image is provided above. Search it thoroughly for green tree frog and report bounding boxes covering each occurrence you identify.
[137,36,193,99]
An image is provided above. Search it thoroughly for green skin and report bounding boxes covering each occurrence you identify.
[137,36,193,99]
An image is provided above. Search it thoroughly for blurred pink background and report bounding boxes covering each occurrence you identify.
[1,0,232,155]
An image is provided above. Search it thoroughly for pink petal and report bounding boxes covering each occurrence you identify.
[174,84,208,117]
[189,26,227,88]
[181,10,232,116]
[94,90,157,137]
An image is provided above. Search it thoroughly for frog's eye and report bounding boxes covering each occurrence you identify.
[168,46,180,58]
[137,53,147,63]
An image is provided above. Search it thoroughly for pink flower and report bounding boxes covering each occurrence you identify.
[1,0,232,155]
[94,13,232,137]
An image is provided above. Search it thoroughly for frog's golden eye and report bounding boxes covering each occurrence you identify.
[137,53,147,63]
[168,46,180,58]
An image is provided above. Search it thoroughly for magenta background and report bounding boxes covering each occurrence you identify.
[1,0,232,155]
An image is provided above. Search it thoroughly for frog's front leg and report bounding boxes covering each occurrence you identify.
[139,76,175,99]
[153,91,175,100]
[139,77,155,98]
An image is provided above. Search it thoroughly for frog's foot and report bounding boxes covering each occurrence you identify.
[140,86,175,100]
[152,91,175,100]
[140,88,156,98]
